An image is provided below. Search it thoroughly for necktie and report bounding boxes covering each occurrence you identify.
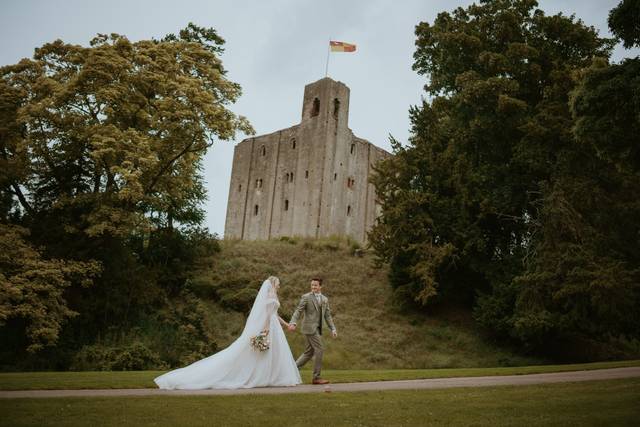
[316,294,322,334]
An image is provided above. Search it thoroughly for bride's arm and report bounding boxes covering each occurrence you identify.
[277,315,289,328]
[263,298,280,333]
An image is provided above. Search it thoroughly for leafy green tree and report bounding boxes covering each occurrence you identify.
[371,0,613,308]
[0,24,252,237]
[0,224,100,352]
[371,0,639,358]
[506,3,640,354]
[608,0,640,48]
[0,24,249,361]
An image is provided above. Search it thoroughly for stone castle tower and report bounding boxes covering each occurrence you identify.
[224,77,390,244]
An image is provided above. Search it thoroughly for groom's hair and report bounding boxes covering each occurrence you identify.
[311,278,323,285]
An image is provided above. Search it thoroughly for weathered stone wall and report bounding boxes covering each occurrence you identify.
[224,77,391,243]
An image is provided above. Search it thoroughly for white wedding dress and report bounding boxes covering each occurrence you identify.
[154,280,302,389]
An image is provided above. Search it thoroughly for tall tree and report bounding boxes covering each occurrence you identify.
[505,1,640,354]
[371,0,640,358]
[0,24,252,237]
[0,24,252,356]
[608,0,640,48]
[371,0,614,307]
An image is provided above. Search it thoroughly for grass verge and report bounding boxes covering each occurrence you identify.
[1,378,639,426]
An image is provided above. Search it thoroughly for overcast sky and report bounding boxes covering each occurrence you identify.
[1,1,637,236]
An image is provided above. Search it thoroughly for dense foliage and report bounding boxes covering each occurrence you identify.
[0,24,250,369]
[370,0,640,359]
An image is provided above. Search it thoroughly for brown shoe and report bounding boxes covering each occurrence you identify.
[312,378,330,385]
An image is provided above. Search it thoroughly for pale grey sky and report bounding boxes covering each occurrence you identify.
[1,1,636,236]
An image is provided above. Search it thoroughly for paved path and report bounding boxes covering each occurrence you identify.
[1,367,639,399]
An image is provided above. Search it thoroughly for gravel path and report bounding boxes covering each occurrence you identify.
[1,367,638,399]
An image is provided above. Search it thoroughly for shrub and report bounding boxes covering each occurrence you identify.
[71,342,167,371]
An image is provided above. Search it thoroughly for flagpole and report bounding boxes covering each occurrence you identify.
[325,39,331,77]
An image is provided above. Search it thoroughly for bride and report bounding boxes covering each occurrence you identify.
[154,276,302,389]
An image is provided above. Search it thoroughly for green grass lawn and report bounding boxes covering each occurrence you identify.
[1,360,638,390]
[1,378,639,426]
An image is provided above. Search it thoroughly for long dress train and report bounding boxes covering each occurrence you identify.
[154,280,301,389]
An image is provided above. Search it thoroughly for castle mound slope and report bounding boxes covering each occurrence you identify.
[193,238,541,369]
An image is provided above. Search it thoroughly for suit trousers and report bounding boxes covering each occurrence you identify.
[296,331,323,379]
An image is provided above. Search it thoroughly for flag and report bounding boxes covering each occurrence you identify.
[330,41,356,52]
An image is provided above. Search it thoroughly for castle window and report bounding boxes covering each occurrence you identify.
[347,177,355,188]
[291,138,296,149]
[350,143,355,154]
[333,98,340,119]
[290,172,294,182]
[261,145,266,156]
[347,205,351,216]
[238,184,242,192]
[334,173,337,180]
[305,170,309,178]
[254,205,259,215]
[258,179,263,188]
[311,98,320,117]
[285,173,290,182]
[284,200,289,211]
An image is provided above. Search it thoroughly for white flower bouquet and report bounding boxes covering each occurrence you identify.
[250,330,270,352]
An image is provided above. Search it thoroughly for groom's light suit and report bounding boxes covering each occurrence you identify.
[290,292,336,380]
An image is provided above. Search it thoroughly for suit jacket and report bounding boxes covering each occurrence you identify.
[290,292,336,335]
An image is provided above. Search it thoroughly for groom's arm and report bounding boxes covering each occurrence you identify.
[324,299,337,336]
[289,295,307,326]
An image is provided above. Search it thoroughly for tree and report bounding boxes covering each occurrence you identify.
[371,0,640,358]
[0,24,253,237]
[0,24,251,358]
[0,224,100,352]
[371,0,614,308]
[608,0,640,48]
[506,3,640,354]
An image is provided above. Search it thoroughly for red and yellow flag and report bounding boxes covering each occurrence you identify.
[330,41,356,52]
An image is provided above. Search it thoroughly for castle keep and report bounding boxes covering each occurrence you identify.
[224,78,390,244]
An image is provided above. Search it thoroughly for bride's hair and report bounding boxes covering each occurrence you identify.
[267,276,280,290]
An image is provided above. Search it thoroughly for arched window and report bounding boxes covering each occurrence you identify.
[284,200,289,211]
[305,170,309,179]
[290,172,294,182]
[261,145,266,156]
[333,98,340,119]
[254,205,259,215]
[291,138,296,149]
[311,98,320,117]
[350,143,355,154]
[238,184,242,192]
[334,173,337,180]
[347,205,351,216]
[285,173,290,182]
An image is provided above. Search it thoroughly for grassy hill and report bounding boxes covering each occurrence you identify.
[189,237,542,369]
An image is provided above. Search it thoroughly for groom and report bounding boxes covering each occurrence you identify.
[288,278,337,384]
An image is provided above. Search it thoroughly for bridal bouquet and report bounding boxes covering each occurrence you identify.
[250,330,270,352]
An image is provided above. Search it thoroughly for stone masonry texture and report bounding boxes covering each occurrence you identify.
[224,78,391,244]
